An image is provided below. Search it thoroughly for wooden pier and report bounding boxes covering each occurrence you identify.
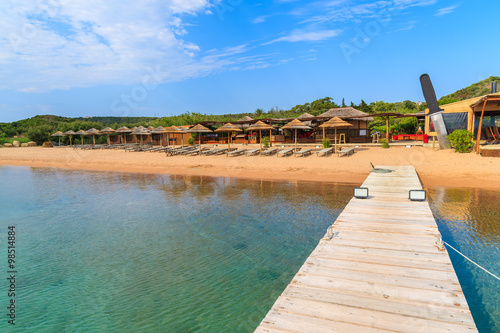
[256,166,477,332]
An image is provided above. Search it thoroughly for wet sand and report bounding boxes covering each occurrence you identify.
[0,146,499,188]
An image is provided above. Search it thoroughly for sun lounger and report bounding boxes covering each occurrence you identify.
[337,147,355,157]
[277,148,295,157]
[165,146,192,156]
[260,147,278,156]
[213,148,236,155]
[186,147,211,156]
[175,146,198,155]
[245,148,261,156]
[203,148,225,155]
[316,147,333,157]
[147,146,169,153]
[227,149,247,157]
[74,144,92,149]
[294,149,312,157]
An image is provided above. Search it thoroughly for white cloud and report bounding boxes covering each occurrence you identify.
[265,29,342,44]
[435,5,458,16]
[0,0,262,92]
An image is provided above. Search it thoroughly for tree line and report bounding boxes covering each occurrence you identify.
[0,97,428,145]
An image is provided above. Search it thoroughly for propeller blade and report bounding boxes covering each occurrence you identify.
[420,74,443,115]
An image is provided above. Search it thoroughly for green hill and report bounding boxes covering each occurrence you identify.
[439,76,500,105]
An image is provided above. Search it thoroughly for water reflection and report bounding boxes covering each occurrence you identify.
[427,187,500,244]
[427,187,500,332]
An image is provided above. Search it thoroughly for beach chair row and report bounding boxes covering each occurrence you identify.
[159,146,355,157]
[73,143,141,150]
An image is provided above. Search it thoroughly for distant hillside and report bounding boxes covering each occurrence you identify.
[439,76,500,105]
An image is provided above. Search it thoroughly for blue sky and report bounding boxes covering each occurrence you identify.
[0,0,498,122]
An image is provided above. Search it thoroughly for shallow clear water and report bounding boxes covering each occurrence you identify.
[427,187,500,333]
[0,166,352,332]
[0,167,498,332]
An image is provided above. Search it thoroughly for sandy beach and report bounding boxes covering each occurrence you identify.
[0,146,499,189]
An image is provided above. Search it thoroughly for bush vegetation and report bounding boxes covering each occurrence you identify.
[447,129,474,153]
[321,138,331,148]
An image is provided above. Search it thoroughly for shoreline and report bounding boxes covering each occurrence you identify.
[1,146,499,189]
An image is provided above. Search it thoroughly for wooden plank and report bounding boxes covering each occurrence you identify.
[303,257,460,282]
[255,166,477,332]
[284,285,476,325]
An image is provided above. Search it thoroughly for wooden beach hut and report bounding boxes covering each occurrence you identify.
[317,107,373,143]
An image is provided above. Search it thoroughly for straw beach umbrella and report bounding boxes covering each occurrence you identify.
[281,119,312,151]
[247,121,275,151]
[115,126,132,145]
[51,131,65,147]
[63,130,76,146]
[75,130,87,145]
[163,126,184,150]
[151,126,166,146]
[319,117,352,153]
[100,127,115,145]
[187,124,213,155]
[130,128,150,147]
[86,128,101,147]
[214,123,242,152]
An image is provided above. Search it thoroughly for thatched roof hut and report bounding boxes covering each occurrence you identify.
[238,116,254,122]
[318,107,374,121]
[297,112,314,119]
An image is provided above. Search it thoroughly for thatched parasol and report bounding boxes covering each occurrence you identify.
[151,126,166,146]
[319,117,352,153]
[214,123,242,152]
[281,119,312,151]
[247,121,275,151]
[75,130,87,145]
[162,126,183,149]
[100,127,116,145]
[63,130,76,146]
[130,128,150,147]
[187,124,213,154]
[51,131,65,147]
[115,126,132,145]
[86,128,101,147]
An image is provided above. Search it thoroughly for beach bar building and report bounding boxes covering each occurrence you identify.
[424,92,500,138]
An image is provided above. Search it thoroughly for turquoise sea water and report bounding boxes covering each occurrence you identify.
[0,166,352,332]
[0,166,498,332]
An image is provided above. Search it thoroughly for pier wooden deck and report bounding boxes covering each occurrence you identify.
[255,166,477,332]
